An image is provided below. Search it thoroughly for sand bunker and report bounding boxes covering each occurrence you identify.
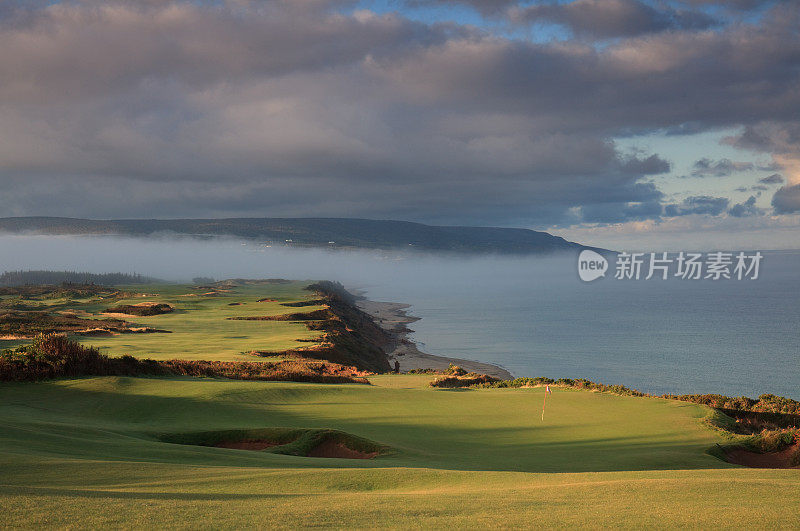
[216,440,279,451]
[306,439,379,459]
[163,428,386,460]
[725,442,800,469]
[75,326,170,336]
[214,438,378,459]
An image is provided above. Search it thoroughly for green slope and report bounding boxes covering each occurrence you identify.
[0,375,797,527]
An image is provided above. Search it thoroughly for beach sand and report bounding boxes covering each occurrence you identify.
[356,299,513,380]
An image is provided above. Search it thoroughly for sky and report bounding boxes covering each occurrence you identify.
[0,0,798,250]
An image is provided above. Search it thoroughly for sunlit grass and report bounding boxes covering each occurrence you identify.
[0,375,797,527]
[3,281,326,361]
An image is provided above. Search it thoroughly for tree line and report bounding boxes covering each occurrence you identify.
[0,270,153,286]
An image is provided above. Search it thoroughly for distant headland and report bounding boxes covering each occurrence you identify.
[0,216,597,255]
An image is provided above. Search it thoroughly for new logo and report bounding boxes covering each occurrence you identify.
[578,249,608,282]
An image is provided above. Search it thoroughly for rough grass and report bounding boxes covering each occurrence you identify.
[0,310,128,336]
[0,334,370,384]
[0,375,798,527]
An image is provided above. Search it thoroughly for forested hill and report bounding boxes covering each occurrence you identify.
[0,217,590,254]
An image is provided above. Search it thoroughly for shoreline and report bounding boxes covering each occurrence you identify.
[355,298,514,380]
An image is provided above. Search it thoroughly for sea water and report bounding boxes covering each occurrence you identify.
[0,235,797,398]
[361,250,800,399]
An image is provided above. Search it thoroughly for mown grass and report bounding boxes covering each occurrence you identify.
[0,375,798,528]
[1,281,326,361]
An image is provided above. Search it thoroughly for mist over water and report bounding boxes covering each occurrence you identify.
[1,235,798,399]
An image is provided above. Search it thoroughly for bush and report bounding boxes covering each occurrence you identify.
[430,373,499,388]
[748,428,798,453]
[0,334,167,381]
[664,393,800,416]
[103,303,173,316]
[0,334,370,384]
[476,376,645,396]
[445,364,467,376]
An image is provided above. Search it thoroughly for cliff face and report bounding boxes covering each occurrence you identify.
[302,281,392,373]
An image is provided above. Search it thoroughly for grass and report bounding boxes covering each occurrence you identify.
[0,374,798,528]
[0,281,325,361]
[0,334,371,384]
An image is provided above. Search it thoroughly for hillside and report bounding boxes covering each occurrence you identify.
[0,216,587,254]
[0,375,797,527]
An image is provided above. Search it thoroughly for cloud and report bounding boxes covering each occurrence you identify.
[0,0,797,228]
[664,196,729,216]
[580,200,664,224]
[690,158,754,177]
[404,0,516,16]
[772,184,800,214]
[620,154,671,175]
[728,195,763,217]
[758,173,784,184]
[509,0,717,39]
[724,122,800,210]
[680,0,785,11]
[552,210,800,251]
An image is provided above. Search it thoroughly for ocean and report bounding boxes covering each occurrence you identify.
[361,250,800,399]
[1,235,797,399]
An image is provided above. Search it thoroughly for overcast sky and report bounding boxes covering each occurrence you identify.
[0,0,798,249]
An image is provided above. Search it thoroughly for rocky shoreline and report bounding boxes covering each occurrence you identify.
[356,298,513,380]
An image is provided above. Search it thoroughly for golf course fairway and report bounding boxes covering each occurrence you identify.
[0,375,797,528]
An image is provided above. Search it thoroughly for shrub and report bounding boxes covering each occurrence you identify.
[103,303,173,316]
[0,334,370,384]
[430,373,499,388]
[445,364,467,376]
[749,428,798,453]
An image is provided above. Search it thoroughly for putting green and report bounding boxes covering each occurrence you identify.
[0,375,797,527]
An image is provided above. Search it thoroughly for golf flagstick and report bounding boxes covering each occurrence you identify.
[541,384,552,421]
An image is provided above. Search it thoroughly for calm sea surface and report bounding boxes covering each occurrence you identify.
[360,250,800,399]
[1,236,797,399]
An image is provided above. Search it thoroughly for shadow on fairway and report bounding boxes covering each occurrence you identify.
[0,376,730,473]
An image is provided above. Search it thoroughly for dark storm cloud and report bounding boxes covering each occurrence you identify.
[509,0,717,39]
[664,196,729,216]
[0,0,798,226]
